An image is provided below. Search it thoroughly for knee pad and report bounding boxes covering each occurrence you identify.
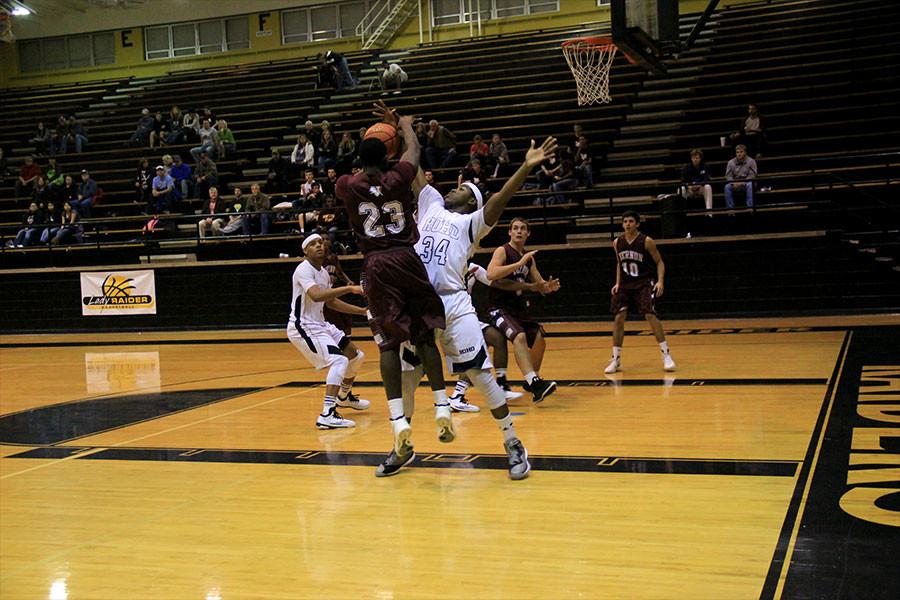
[345,349,364,378]
[325,355,349,387]
[468,369,506,410]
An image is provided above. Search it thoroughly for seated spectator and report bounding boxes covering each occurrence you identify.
[216,120,236,158]
[679,149,713,211]
[574,135,594,188]
[424,169,438,193]
[537,153,561,189]
[57,175,78,208]
[335,132,356,174]
[321,167,338,200]
[220,187,246,235]
[303,120,321,147]
[33,176,52,208]
[379,61,408,92]
[200,107,217,127]
[15,155,43,205]
[316,194,341,243]
[191,119,220,162]
[317,129,337,173]
[198,186,233,238]
[74,170,97,218]
[45,157,64,188]
[425,119,457,169]
[291,134,315,173]
[141,214,175,243]
[566,123,584,159]
[61,116,88,154]
[164,106,185,145]
[730,104,766,159]
[150,165,174,213]
[724,144,757,209]
[469,135,489,162]
[294,181,324,233]
[265,150,290,194]
[161,153,174,174]
[182,108,201,144]
[194,152,218,202]
[243,183,271,235]
[127,108,156,147]
[148,111,166,149]
[548,159,578,204]
[30,121,52,155]
[135,158,153,207]
[324,50,357,91]
[40,200,61,244]
[487,133,510,177]
[458,158,488,187]
[169,154,192,200]
[12,202,44,247]
[51,202,82,245]
[300,169,317,196]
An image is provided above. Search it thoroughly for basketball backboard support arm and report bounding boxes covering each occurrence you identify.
[610,0,679,76]
[684,0,720,51]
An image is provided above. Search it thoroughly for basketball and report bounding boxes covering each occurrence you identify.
[364,122,400,158]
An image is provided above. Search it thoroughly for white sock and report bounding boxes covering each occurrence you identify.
[497,414,516,442]
[433,389,448,407]
[612,346,621,359]
[452,380,470,398]
[659,341,670,355]
[387,397,405,421]
[323,395,336,415]
[338,382,352,398]
[524,371,537,385]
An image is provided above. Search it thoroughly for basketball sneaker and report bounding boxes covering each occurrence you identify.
[663,354,677,372]
[604,357,621,374]
[529,377,557,404]
[504,437,531,480]
[498,378,523,400]
[434,403,456,443]
[336,392,370,411]
[315,407,355,430]
[375,436,415,478]
[449,394,480,413]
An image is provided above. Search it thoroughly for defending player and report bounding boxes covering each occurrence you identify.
[287,234,370,429]
[487,218,561,403]
[335,103,452,473]
[383,135,559,479]
[605,210,676,373]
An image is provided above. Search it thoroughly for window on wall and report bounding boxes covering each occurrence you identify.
[432,0,559,26]
[144,17,249,61]
[17,32,116,73]
[281,1,372,45]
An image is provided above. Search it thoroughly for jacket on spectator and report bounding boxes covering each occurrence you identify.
[725,156,758,181]
[195,159,218,181]
[246,192,270,212]
[681,162,711,184]
[78,178,98,201]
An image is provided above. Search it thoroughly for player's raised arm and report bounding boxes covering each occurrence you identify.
[482,136,557,227]
[373,100,420,169]
[645,237,666,297]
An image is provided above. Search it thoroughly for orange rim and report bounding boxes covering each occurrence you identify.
[561,36,616,51]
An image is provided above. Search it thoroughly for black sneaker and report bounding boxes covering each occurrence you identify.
[521,380,532,393]
[375,444,415,477]
[529,377,557,404]
[504,438,531,480]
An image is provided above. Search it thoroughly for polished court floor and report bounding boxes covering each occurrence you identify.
[1,316,898,599]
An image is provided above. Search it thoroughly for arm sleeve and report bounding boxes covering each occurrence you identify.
[469,263,491,286]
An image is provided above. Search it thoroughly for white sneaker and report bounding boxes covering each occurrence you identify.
[316,407,355,429]
[434,403,456,443]
[504,389,523,401]
[663,354,677,371]
[336,392,370,411]
[604,357,621,374]
[391,416,412,454]
[449,394,480,413]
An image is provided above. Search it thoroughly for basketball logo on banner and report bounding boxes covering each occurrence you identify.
[80,270,157,315]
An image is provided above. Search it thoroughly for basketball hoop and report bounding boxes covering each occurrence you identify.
[562,36,617,106]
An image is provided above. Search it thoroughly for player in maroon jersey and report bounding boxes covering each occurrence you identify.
[605,210,676,373]
[335,102,452,477]
[321,238,355,337]
[487,217,561,403]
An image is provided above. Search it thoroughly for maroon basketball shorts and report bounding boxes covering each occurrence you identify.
[488,308,545,348]
[610,281,657,316]
[361,246,446,351]
[323,305,353,337]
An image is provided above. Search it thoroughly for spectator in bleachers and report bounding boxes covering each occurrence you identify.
[536,152,560,190]
[148,111,166,149]
[424,169,436,189]
[379,61,408,93]
[161,153,174,173]
[33,176,52,208]
[458,158,488,187]
[220,187,246,236]
[729,104,765,159]
[127,108,156,147]
[302,120,321,147]
[200,107,216,126]
[300,169,316,196]
[548,158,578,204]
[469,135,489,163]
[198,186,232,238]
[291,134,315,172]
[574,135,594,188]
[216,120,236,158]
[49,120,65,157]
[317,129,337,173]
[30,121,52,155]
[335,132,356,174]
[194,152,218,202]
[182,109,201,144]
[40,200,60,245]
[724,144,757,209]
[45,157,64,188]
[567,123,584,158]
[51,202,82,245]
[58,174,78,208]
[487,133,510,178]
[164,106,185,145]
[12,202,45,247]
[191,120,220,162]
[15,156,43,205]
[169,154,192,200]
[321,167,338,200]
[135,158,153,207]
[324,50,358,91]
[679,149,713,211]
[294,181,323,233]
[150,165,174,213]
[61,116,88,154]
[425,119,457,169]
[265,149,290,194]
[316,55,339,90]
[243,183,271,235]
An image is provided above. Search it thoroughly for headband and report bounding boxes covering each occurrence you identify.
[301,233,323,250]
[461,181,484,209]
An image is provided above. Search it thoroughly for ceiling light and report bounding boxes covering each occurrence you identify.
[11,6,31,16]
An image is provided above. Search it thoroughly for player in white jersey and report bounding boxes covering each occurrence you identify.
[376,135,558,479]
[288,234,370,429]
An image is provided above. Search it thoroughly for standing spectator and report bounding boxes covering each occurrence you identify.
[30,121,52,155]
[724,144,758,209]
[243,183,271,235]
[324,50,357,90]
[335,132,356,174]
[216,120,236,158]
[40,200,61,244]
[469,134,489,162]
[150,165,174,213]
[425,119,457,169]
[164,106,185,145]
[730,104,766,159]
[169,154,192,200]
[51,202,82,245]
[220,187,246,235]
[12,202,45,247]
[194,152,218,202]
[15,155,43,205]
[148,111,166,149]
[61,116,88,154]
[197,186,232,238]
[574,135,594,188]
[291,134,315,173]
[127,108,156,147]
[190,119,220,162]
[134,158,153,207]
[317,129,337,173]
[488,133,510,177]
[679,149,713,211]
[265,149,290,194]
[458,158,488,187]
[379,60,407,93]
[45,157,64,188]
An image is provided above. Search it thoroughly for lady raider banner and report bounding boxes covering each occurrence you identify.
[80,270,157,316]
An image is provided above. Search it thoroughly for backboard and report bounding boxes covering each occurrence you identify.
[610,0,680,75]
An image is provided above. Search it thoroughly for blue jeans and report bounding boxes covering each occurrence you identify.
[242,212,271,235]
[69,197,93,218]
[60,134,88,154]
[191,144,216,162]
[15,228,39,246]
[41,227,60,243]
[724,182,754,208]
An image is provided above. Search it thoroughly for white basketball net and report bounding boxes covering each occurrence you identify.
[562,39,617,105]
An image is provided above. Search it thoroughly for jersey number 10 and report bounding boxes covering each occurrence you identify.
[622,262,640,277]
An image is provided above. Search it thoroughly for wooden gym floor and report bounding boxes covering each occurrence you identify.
[1,315,898,600]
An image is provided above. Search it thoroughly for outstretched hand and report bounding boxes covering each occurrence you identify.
[372,100,399,126]
[537,277,561,295]
[523,136,558,169]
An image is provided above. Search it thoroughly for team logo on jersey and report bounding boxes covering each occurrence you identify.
[368,186,383,197]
